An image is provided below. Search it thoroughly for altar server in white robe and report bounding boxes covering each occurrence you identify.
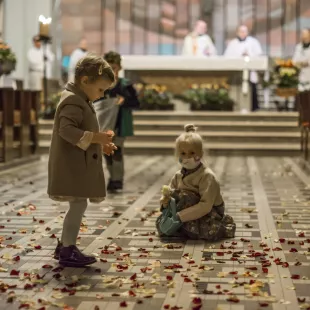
[27,35,55,91]
[182,20,217,56]
[224,25,263,111]
[68,38,88,82]
[293,28,310,90]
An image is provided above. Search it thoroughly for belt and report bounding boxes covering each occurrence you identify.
[29,69,43,72]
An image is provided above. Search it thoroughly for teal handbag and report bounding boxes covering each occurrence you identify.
[157,198,183,236]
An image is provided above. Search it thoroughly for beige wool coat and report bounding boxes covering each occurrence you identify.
[169,165,224,223]
[48,83,106,202]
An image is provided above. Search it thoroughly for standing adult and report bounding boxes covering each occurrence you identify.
[224,25,263,111]
[293,28,310,89]
[182,20,217,56]
[68,38,88,82]
[27,35,54,90]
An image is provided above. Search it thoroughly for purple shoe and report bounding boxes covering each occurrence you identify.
[59,245,97,267]
[53,238,63,260]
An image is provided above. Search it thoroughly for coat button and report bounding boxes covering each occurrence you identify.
[93,153,98,159]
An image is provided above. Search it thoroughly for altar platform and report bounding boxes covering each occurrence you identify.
[39,111,300,156]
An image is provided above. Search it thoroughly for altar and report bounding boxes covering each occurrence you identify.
[120,56,270,111]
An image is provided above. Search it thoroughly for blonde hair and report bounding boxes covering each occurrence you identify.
[74,54,115,84]
[175,124,204,157]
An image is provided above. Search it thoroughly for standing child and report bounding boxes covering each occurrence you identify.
[48,55,117,267]
[94,51,140,192]
[157,124,236,241]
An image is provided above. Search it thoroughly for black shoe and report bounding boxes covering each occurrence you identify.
[59,245,97,267]
[53,238,63,260]
[107,180,123,192]
[114,180,123,190]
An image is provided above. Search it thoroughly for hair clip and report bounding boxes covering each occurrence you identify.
[98,65,103,75]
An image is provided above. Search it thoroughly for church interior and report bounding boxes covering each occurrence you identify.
[1,0,310,309]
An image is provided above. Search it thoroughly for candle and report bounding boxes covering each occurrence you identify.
[38,15,52,37]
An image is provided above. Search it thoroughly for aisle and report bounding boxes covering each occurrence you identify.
[0,156,309,310]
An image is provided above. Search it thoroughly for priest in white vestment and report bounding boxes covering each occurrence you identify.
[182,20,217,56]
[27,35,55,91]
[293,28,310,90]
[68,38,88,82]
[224,25,263,111]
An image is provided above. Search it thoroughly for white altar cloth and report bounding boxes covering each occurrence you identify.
[121,56,269,72]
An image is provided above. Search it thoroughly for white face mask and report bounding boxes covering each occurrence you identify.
[179,157,201,170]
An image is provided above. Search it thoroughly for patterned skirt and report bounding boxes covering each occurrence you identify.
[165,190,236,241]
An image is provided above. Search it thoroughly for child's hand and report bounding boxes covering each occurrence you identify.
[160,196,170,208]
[116,96,125,105]
[102,143,117,156]
[98,131,114,145]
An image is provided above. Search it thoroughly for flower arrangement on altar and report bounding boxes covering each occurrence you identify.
[0,40,17,76]
[134,83,174,110]
[262,59,300,97]
[176,83,234,111]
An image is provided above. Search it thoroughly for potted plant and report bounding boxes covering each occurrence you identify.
[136,83,174,110]
[40,91,61,119]
[177,83,234,111]
[0,40,17,76]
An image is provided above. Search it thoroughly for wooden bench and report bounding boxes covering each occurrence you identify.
[0,89,40,162]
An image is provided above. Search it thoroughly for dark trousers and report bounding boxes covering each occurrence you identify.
[250,82,259,111]
[104,146,124,182]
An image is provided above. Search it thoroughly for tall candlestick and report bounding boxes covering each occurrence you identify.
[38,15,52,37]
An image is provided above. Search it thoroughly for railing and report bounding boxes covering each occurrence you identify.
[0,89,40,163]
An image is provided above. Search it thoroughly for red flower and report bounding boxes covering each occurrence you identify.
[34,245,41,250]
[120,301,127,307]
[262,267,269,274]
[184,277,192,283]
[259,303,269,307]
[130,273,137,281]
[289,248,298,253]
[50,234,57,239]
[166,275,173,281]
[13,256,20,262]
[291,274,300,279]
[279,238,285,243]
[39,220,45,224]
[10,269,20,276]
[282,262,289,268]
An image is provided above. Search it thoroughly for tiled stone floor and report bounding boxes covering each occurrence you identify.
[0,155,309,310]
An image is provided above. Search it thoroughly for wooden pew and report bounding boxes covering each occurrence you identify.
[0,89,40,163]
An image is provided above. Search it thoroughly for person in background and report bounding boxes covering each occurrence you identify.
[182,20,217,56]
[27,35,55,90]
[293,28,310,90]
[68,38,88,82]
[94,51,140,193]
[224,25,263,111]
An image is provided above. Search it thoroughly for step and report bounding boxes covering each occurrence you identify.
[39,140,300,151]
[133,111,299,122]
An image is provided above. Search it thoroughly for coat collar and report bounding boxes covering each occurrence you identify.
[65,82,95,113]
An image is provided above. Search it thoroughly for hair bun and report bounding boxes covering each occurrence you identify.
[184,124,197,133]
